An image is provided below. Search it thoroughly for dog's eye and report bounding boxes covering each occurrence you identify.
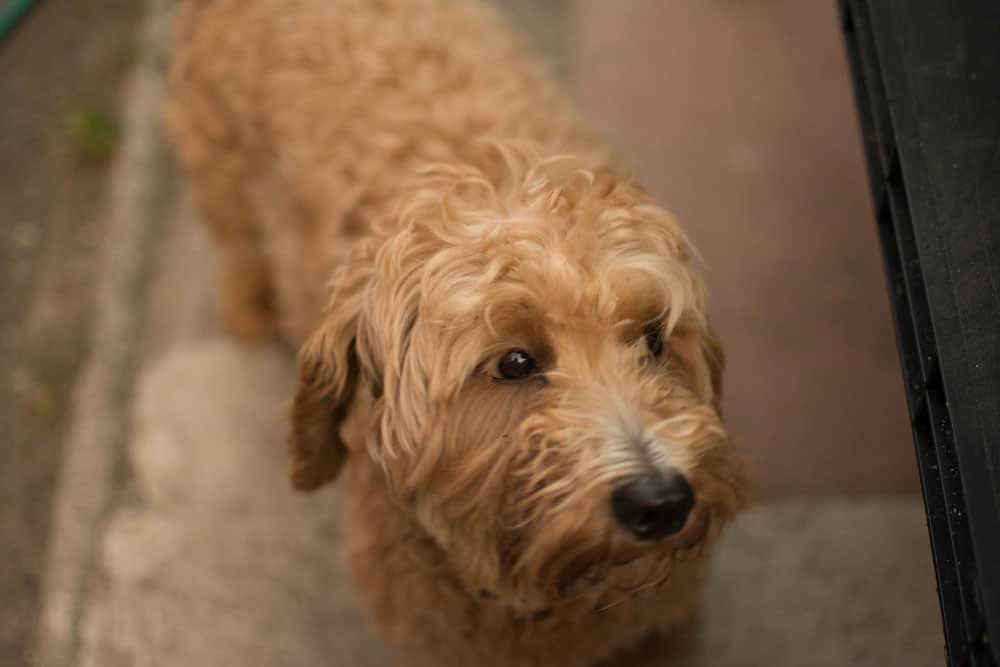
[644,323,666,359]
[497,349,538,381]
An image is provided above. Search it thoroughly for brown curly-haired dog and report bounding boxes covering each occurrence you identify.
[166,0,751,665]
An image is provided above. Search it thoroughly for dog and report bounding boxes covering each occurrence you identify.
[165,0,751,665]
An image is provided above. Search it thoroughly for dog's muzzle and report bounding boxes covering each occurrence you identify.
[611,470,695,541]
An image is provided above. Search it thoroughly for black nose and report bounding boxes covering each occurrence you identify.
[612,472,695,541]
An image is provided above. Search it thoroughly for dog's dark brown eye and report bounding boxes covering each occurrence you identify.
[497,349,537,380]
[644,324,665,358]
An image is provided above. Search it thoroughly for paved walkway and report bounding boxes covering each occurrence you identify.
[0,0,143,662]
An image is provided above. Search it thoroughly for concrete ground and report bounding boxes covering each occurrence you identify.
[12,0,944,666]
[0,1,142,663]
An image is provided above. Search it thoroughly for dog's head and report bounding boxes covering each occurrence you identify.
[289,142,750,611]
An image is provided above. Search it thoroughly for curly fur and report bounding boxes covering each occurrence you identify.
[166,1,751,665]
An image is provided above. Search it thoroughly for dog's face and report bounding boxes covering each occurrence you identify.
[290,144,750,612]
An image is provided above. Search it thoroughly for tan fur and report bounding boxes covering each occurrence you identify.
[165,1,751,665]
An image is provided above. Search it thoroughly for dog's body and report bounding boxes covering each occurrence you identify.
[167,1,750,665]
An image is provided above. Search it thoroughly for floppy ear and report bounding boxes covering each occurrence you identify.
[288,331,360,491]
[287,244,376,492]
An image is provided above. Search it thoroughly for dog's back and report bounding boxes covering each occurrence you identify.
[165,0,599,342]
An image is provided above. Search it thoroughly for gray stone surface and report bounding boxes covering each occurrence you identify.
[685,499,942,667]
[80,340,389,667]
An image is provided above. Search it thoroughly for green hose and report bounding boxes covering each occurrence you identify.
[0,0,42,44]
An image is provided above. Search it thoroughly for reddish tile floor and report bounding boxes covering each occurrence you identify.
[574,0,917,499]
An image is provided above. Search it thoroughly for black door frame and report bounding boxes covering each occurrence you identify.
[838,2,1000,665]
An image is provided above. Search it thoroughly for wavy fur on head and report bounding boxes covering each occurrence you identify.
[166,0,750,665]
